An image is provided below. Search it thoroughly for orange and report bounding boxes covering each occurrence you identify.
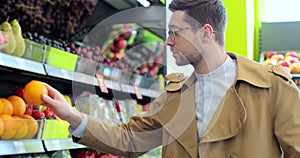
[0,99,3,114]
[0,114,17,140]
[7,95,26,116]
[21,114,39,139]
[0,98,13,115]
[0,119,4,136]
[24,80,48,105]
[12,116,28,140]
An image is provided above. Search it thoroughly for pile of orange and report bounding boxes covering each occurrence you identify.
[0,80,47,140]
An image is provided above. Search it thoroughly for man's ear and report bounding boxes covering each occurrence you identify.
[201,24,214,43]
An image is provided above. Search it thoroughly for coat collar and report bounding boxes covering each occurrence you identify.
[227,52,271,88]
[183,53,272,90]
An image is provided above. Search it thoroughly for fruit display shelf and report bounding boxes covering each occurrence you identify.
[260,50,300,78]
[0,118,86,156]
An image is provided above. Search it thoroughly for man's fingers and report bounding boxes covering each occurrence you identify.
[42,94,56,108]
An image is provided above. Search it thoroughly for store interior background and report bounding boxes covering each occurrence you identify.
[166,0,300,76]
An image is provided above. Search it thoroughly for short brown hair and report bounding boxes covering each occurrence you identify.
[169,0,227,46]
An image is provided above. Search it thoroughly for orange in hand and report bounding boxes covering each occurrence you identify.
[24,80,48,105]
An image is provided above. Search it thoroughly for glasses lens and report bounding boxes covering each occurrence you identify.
[168,30,175,41]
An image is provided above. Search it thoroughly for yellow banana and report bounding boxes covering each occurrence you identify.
[63,95,73,106]
[11,19,26,57]
[0,19,16,54]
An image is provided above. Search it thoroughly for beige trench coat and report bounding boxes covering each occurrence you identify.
[75,53,300,158]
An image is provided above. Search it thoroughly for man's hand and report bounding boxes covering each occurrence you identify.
[41,82,82,129]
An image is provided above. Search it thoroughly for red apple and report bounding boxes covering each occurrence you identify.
[24,104,33,115]
[284,56,299,63]
[114,39,127,50]
[31,110,45,119]
[278,60,291,67]
[264,51,278,59]
[43,109,54,119]
[15,87,25,99]
[120,31,131,40]
[285,51,298,58]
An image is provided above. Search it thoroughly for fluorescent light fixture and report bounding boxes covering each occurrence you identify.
[137,0,151,7]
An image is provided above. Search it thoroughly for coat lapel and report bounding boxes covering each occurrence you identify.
[200,86,247,143]
[162,79,198,158]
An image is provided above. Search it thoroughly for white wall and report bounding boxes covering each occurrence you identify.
[165,0,194,77]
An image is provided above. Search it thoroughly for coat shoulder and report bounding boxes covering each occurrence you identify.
[165,73,187,92]
[269,65,292,81]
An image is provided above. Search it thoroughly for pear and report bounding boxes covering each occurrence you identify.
[11,19,26,57]
[0,19,16,54]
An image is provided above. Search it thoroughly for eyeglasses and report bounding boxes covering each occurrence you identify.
[167,25,216,42]
[167,26,202,41]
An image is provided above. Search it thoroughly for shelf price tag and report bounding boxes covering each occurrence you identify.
[96,73,108,93]
[13,141,26,153]
[133,83,143,99]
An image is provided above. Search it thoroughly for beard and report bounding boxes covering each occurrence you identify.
[172,49,203,66]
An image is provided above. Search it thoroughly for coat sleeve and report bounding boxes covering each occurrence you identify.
[74,93,167,157]
[270,66,300,157]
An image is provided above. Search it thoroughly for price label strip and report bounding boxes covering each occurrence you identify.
[52,139,62,150]
[96,73,109,93]
[16,57,27,70]
[13,141,26,154]
[0,53,4,65]
[133,83,143,99]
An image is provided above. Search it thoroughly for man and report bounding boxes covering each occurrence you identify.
[42,0,300,157]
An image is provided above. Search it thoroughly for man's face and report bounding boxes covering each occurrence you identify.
[165,10,204,66]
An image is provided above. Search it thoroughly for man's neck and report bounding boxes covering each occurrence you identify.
[194,50,227,74]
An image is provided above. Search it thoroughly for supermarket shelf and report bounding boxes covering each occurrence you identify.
[0,52,46,75]
[120,84,135,94]
[0,139,44,156]
[44,64,98,86]
[292,74,300,79]
[43,138,86,151]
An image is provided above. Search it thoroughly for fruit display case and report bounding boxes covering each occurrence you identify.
[0,1,166,157]
[260,50,300,79]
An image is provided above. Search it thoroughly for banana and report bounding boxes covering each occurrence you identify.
[11,19,26,57]
[63,95,73,106]
[0,19,16,54]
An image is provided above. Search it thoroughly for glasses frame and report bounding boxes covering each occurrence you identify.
[168,25,216,42]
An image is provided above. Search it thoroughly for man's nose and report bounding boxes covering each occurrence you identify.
[165,36,174,46]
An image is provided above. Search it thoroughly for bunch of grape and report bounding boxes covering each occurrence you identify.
[0,0,96,41]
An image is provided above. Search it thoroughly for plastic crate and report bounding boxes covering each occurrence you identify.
[43,119,70,139]
[23,39,44,62]
[45,46,78,71]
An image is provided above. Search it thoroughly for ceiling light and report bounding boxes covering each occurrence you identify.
[137,0,151,7]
